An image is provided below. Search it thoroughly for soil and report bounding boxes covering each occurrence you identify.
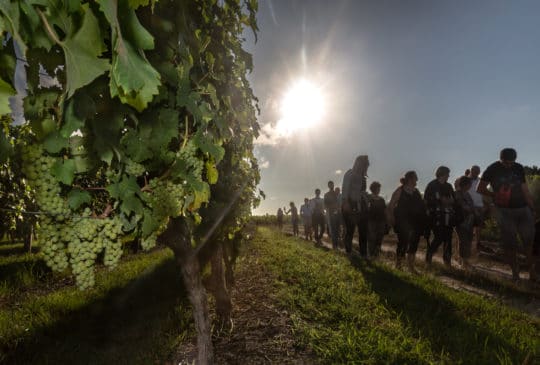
[174,243,316,365]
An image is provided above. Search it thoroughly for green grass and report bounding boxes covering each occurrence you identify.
[0,247,192,364]
[253,227,540,364]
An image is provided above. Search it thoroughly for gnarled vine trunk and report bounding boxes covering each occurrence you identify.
[210,243,232,324]
[160,217,214,365]
[23,225,33,253]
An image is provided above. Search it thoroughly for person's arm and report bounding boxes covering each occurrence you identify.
[476,180,493,198]
[386,187,401,226]
[522,183,536,214]
[477,165,494,198]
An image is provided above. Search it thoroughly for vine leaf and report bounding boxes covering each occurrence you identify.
[56,4,110,97]
[67,188,91,210]
[98,0,160,112]
[51,158,76,185]
[43,131,68,153]
[0,2,27,55]
[194,131,224,163]
[205,161,218,184]
[0,77,15,115]
[107,175,143,215]
[141,208,159,237]
[0,128,12,163]
[61,99,84,138]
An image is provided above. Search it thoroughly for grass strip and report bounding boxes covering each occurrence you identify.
[1,247,192,364]
[253,227,539,364]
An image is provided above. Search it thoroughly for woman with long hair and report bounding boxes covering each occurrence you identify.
[387,171,427,272]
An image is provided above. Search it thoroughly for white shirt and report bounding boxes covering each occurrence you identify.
[309,197,325,215]
[469,177,484,207]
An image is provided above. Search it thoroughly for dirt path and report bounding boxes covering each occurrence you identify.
[281,225,540,317]
[175,242,316,365]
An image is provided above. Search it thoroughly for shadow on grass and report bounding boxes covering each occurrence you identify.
[0,245,39,256]
[3,259,191,365]
[350,257,533,364]
[0,259,52,289]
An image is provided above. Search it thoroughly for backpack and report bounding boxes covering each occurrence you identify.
[494,185,512,207]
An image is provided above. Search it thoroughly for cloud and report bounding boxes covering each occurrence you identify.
[259,157,270,169]
[335,169,342,175]
[255,122,287,146]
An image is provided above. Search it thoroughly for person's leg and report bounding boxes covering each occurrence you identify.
[329,213,339,249]
[373,221,385,257]
[516,207,536,281]
[316,214,324,243]
[457,226,473,269]
[497,208,520,280]
[343,212,355,253]
[427,227,443,263]
[442,227,453,265]
[407,227,421,273]
[395,222,408,268]
[367,220,376,257]
[311,216,316,241]
[358,215,369,257]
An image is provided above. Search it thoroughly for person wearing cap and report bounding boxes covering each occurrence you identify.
[341,155,370,256]
[424,166,456,267]
[477,148,537,282]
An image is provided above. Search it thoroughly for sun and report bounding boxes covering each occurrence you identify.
[276,79,325,136]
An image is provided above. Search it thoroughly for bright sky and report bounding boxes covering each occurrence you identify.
[247,0,540,215]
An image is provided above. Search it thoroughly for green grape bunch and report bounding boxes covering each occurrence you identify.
[21,144,70,218]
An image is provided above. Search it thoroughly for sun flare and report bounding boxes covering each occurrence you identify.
[276,79,325,136]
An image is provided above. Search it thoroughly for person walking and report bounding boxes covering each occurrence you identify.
[455,176,476,270]
[310,189,326,245]
[477,148,537,281]
[425,166,457,267]
[277,208,284,231]
[324,181,340,249]
[335,187,343,246]
[286,202,300,237]
[342,155,370,256]
[367,181,387,258]
[468,165,486,252]
[300,198,313,240]
[387,171,426,272]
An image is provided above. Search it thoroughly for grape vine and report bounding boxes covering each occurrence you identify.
[1,1,260,362]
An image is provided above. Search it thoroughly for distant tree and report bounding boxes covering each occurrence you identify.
[524,165,540,176]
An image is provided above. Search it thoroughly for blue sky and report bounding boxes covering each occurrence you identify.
[246,0,540,214]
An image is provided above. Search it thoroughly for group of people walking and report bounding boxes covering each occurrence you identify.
[277,148,538,282]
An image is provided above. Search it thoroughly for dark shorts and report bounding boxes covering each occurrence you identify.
[495,207,534,249]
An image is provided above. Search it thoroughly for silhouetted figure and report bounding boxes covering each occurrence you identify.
[300,198,313,240]
[425,166,457,267]
[286,202,300,236]
[387,171,426,271]
[455,176,475,270]
[477,148,536,282]
[310,189,325,245]
[468,165,486,251]
[277,208,284,231]
[367,181,387,258]
[335,187,343,245]
[324,181,340,249]
[342,155,370,255]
